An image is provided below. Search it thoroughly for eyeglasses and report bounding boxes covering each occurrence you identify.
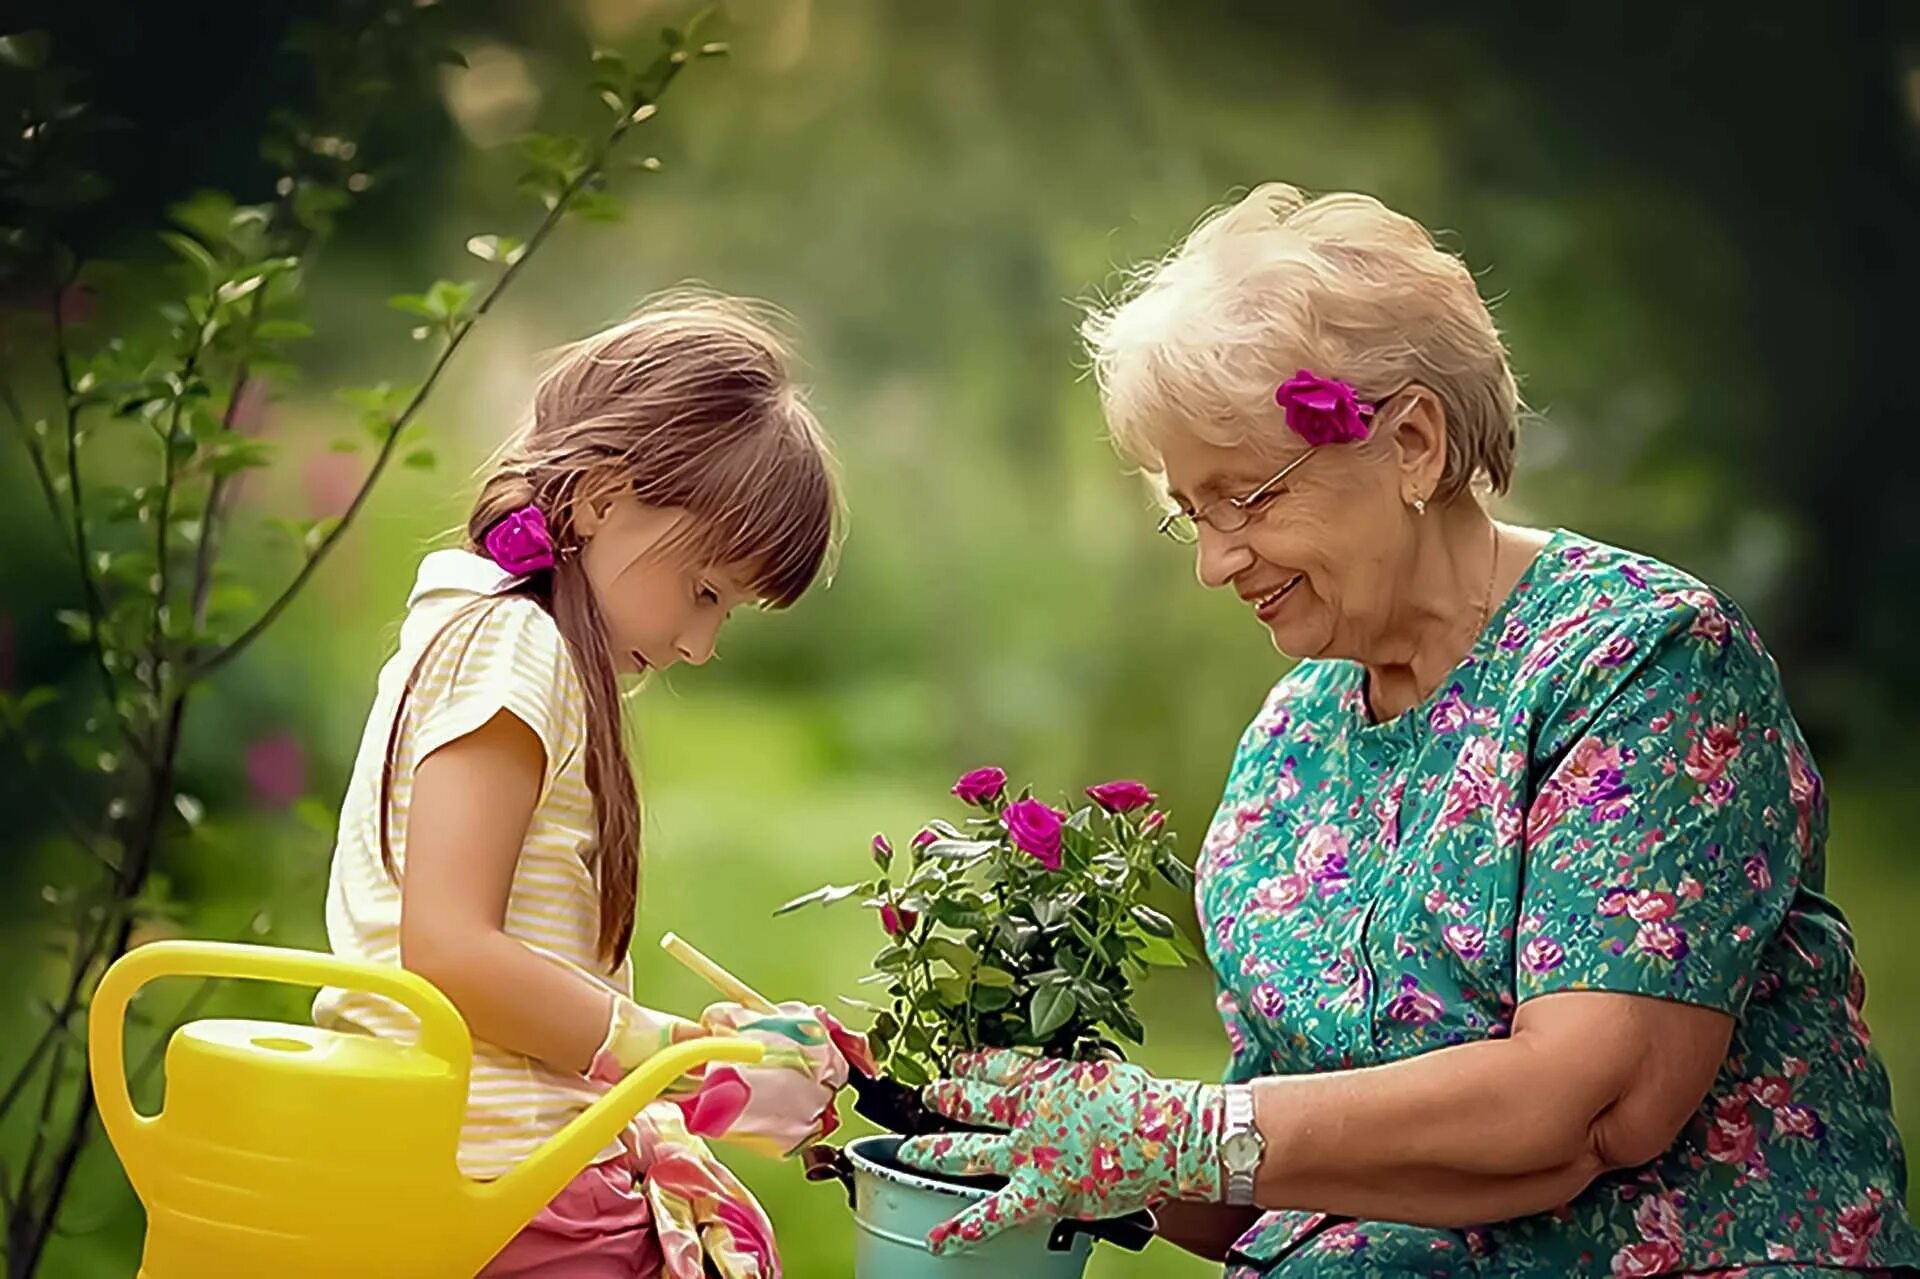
[1156,448,1317,544]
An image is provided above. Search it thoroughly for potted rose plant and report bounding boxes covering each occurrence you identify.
[776,766,1197,1275]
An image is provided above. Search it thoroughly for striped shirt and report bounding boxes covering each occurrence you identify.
[313,549,629,1179]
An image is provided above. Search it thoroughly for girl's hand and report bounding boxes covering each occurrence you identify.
[678,1000,874,1158]
[590,994,710,1083]
[896,1048,1225,1255]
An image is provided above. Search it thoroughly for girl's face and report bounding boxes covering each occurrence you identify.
[575,495,757,677]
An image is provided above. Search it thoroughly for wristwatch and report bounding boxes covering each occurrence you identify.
[1219,1083,1266,1206]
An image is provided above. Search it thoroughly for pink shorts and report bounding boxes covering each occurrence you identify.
[479,1151,661,1279]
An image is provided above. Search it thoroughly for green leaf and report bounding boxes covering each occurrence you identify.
[1030,986,1077,1039]
[926,938,976,976]
[973,965,1015,988]
[216,274,267,306]
[387,293,439,319]
[924,838,996,862]
[1129,905,1176,938]
[772,881,863,916]
[887,1055,930,1087]
[1129,929,1187,969]
[403,448,437,471]
[568,190,625,223]
[465,234,525,265]
[0,31,51,69]
[425,278,476,320]
[157,231,218,280]
[973,983,1014,1012]
[201,436,276,477]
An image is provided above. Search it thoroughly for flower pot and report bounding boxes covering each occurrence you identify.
[843,1135,1090,1276]
[835,1135,1156,1277]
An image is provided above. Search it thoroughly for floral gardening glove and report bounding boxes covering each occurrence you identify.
[896,1048,1226,1255]
[674,1000,875,1159]
[591,994,711,1081]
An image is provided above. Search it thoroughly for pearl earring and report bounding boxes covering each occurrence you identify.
[1412,496,1428,515]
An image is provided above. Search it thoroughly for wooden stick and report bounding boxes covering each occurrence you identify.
[659,931,777,1013]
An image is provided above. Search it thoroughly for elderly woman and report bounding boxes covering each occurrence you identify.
[898,185,1920,1277]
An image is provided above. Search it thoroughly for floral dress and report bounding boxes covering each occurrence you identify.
[1196,530,1920,1278]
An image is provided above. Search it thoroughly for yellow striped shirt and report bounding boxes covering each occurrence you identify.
[313,549,630,1179]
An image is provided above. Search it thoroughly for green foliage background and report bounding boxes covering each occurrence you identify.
[3,2,1917,1274]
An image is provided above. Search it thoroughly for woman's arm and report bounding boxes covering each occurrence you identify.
[1249,989,1732,1226]
[1150,1200,1261,1262]
[398,708,616,1073]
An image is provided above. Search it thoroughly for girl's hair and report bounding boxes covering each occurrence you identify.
[380,290,840,966]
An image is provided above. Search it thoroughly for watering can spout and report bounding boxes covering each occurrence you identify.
[473,1035,765,1251]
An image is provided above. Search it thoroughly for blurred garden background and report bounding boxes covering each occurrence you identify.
[3,1,1919,1274]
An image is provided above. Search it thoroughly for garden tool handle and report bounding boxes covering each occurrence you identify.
[660,931,779,1014]
[90,941,473,1175]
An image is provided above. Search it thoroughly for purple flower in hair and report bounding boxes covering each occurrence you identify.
[483,505,557,575]
[1274,370,1376,446]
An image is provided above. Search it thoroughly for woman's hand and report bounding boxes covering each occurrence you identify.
[897,1048,1224,1255]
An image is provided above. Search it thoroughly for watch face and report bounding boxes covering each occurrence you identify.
[1222,1129,1263,1170]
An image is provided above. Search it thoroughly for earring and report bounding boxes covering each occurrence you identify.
[1412,496,1428,515]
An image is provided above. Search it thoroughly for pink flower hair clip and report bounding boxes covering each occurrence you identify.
[1274,370,1376,446]
[482,505,558,575]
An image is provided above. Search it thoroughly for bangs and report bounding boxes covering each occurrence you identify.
[662,401,840,609]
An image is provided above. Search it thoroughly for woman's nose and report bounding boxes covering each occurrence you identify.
[1194,528,1253,590]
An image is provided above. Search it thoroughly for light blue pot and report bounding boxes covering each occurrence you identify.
[844,1135,1093,1278]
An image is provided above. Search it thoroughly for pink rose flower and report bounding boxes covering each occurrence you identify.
[912,828,938,851]
[1003,797,1066,870]
[879,902,918,937]
[952,766,1008,807]
[1250,981,1285,1019]
[1086,779,1156,814]
[1743,855,1772,891]
[1274,370,1376,445]
[871,833,893,867]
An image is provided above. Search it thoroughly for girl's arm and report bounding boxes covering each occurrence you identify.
[399,707,616,1073]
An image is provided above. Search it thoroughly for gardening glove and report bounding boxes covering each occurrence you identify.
[671,1000,875,1159]
[590,993,712,1083]
[896,1047,1226,1255]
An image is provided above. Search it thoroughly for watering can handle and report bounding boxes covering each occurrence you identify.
[89,940,472,1173]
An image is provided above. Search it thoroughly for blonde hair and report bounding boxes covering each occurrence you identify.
[381,291,841,965]
[1081,183,1519,501]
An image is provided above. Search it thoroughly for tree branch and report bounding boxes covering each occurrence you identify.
[48,271,148,769]
[0,378,74,559]
[190,89,675,685]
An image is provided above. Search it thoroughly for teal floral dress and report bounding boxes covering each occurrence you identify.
[1198,530,1920,1277]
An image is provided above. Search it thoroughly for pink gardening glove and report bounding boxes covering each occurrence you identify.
[674,1000,874,1158]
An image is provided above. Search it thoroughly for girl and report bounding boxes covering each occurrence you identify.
[313,292,865,1277]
